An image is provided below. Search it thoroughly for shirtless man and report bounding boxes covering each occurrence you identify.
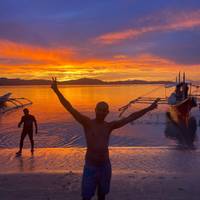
[16,108,38,156]
[51,77,159,200]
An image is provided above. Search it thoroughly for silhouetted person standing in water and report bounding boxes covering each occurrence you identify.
[16,108,38,156]
[51,77,159,200]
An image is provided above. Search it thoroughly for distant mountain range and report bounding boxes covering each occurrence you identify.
[0,77,173,86]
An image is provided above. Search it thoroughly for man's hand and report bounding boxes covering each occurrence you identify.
[18,121,22,128]
[51,77,58,92]
[148,98,160,111]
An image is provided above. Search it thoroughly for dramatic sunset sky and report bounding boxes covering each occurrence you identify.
[0,0,200,81]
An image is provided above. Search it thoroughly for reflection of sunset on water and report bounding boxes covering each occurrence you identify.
[0,84,169,120]
[0,84,189,149]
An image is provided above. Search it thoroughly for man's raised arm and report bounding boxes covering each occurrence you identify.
[110,98,159,130]
[51,77,90,126]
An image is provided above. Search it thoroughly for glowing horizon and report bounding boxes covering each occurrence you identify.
[0,1,200,81]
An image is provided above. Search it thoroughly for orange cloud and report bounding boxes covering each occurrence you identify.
[0,39,199,81]
[94,10,200,44]
[0,39,74,66]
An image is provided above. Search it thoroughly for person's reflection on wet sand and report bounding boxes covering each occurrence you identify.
[165,112,197,149]
[16,156,24,172]
[16,154,35,172]
[29,155,35,171]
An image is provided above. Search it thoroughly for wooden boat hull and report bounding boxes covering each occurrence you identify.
[0,93,32,114]
[0,93,12,107]
[169,97,197,127]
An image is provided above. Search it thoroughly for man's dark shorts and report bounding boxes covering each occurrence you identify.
[21,129,33,139]
[81,160,111,199]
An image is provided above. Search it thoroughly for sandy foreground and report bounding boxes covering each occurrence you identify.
[0,147,200,200]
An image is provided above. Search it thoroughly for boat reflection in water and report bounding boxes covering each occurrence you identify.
[165,111,197,149]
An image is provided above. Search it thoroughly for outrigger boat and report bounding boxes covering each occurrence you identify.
[169,96,197,127]
[0,93,32,114]
[118,72,200,147]
[167,72,198,127]
[119,72,200,125]
[0,93,12,107]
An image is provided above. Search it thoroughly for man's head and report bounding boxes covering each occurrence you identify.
[23,108,29,115]
[95,101,109,122]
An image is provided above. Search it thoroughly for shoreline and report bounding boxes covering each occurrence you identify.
[0,147,200,175]
[1,147,200,199]
[1,147,200,174]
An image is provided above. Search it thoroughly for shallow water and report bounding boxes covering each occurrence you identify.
[0,85,199,148]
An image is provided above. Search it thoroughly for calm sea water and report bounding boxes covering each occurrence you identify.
[0,85,199,148]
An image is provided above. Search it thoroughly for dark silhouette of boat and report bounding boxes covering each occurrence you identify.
[118,73,199,148]
[169,97,197,127]
[168,72,197,127]
[0,93,32,114]
[0,93,12,107]
[166,73,198,148]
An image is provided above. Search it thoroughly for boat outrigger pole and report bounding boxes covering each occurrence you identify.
[0,93,32,114]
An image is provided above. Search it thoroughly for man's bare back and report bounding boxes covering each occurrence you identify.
[51,77,159,200]
[83,119,112,165]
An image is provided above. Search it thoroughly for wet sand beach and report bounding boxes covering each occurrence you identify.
[1,85,200,199]
[1,147,200,200]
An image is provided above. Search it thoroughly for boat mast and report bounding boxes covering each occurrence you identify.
[183,72,185,83]
[178,72,181,84]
